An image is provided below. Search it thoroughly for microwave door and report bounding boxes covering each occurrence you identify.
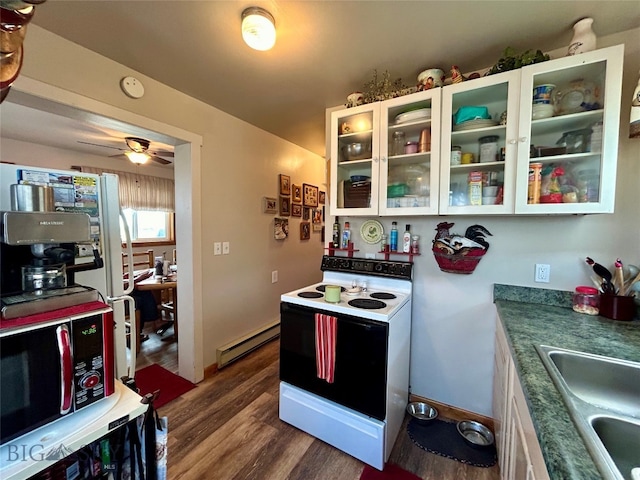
[0,323,70,444]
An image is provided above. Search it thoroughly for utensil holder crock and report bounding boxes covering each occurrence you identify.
[599,294,636,321]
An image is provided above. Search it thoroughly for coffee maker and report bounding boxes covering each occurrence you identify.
[1,210,104,319]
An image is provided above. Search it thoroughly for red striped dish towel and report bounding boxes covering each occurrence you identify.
[315,313,337,383]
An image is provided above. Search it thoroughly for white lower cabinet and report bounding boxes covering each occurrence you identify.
[494,320,550,480]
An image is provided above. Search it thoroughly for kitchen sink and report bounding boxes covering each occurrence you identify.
[536,345,640,480]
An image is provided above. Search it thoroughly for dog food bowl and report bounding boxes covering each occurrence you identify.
[406,402,438,424]
[457,420,495,448]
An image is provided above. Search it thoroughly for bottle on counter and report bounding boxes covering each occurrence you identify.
[402,224,412,253]
[341,221,351,249]
[390,222,398,251]
[332,218,340,248]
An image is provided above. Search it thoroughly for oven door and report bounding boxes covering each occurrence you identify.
[280,302,388,420]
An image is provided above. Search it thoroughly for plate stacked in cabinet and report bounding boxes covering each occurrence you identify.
[329,89,441,217]
[439,44,623,215]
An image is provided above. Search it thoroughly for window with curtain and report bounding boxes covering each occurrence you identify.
[79,166,175,244]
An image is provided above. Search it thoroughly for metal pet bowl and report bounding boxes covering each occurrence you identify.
[456,420,495,449]
[406,402,438,424]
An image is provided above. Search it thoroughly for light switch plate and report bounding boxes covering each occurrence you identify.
[214,242,221,255]
[222,242,230,255]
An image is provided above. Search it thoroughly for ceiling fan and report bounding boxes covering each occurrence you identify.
[78,136,174,165]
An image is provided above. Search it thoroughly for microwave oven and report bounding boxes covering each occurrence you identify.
[0,303,115,445]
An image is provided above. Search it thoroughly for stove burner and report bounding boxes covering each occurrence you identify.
[298,291,323,299]
[316,285,346,293]
[370,292,396,300]
[348,299,386,309]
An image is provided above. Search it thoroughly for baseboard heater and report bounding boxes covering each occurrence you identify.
[216,320,280,369]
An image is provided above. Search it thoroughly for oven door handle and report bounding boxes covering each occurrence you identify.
[56,324,74,415]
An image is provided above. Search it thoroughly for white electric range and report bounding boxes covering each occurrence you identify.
[279,255,413,470]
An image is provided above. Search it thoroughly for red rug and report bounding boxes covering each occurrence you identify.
[360,464,422,480]
[134,363,196,408]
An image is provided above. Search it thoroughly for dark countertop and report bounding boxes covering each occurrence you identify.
[493,284,640,480]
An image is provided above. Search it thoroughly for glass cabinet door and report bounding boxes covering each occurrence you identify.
[514,45,623,214]
[379,89,441,216]
[440,70,520,215]
[330,103,380,216]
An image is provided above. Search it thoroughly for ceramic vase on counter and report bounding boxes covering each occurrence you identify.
[567,17,596,55]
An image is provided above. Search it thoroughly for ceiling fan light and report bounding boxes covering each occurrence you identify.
[241,7,276,51]
[125,151,151,165]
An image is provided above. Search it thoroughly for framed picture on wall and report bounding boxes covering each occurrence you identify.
[303,208,310,220]
[319,191,326,204]
[274,218,289,240]
[279,196,290,216]
[279,174,291,196]
[313,223,323,232]
[292,184,302,203]
[312,208,322,224]
[300,222,310,240]
[303,183,318,207]
[291,203,302,217]
[263,196,277,214]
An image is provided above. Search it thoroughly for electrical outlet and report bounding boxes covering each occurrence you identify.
[214,242,221,255]
[222,242,230,255]
[271,271,278,283]
[535,264,550,283]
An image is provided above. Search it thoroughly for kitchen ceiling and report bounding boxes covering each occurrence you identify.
[3,1,640,161]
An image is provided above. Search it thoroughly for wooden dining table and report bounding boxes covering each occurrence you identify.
[135,273,178,339]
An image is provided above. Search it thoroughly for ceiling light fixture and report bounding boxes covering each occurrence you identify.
[241,6,276,51]
[124,151,151,165]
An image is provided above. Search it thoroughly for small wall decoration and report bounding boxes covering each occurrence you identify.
[302,208,310,220]
[279,174,291,196]
[300,222,311,240]
[291,204,302,217]
[263,196,277,214]
[274,218,289,240]
[432,222,492,274]
[319,191,326,204]
[312,208,322,224]
[292,184,302,203]
[313,223,323,232]
[303,183,319,207]
[279,196,290,216]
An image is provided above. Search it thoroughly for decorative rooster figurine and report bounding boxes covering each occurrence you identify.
[433,222,492,255]
[451,65,463,84]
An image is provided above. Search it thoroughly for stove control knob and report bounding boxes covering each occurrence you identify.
[375,264,383,272]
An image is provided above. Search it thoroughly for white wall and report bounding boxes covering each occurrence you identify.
[9,25,326,370]
[339,28,640,416]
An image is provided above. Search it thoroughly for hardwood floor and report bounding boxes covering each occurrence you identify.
[134,312,179,374]
[158,339,500,480]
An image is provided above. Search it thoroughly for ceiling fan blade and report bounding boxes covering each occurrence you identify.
[149,150,174,158]
[77,140,126,151]
[150,155,172,165]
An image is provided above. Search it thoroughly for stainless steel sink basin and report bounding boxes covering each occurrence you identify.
[536,345,640,480]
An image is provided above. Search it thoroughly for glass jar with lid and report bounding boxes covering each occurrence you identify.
[392,131,406,156]
[572,286,600,315]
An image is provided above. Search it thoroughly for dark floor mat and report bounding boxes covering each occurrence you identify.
[407,418,497,468]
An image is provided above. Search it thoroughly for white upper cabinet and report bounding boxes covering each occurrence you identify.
[440,70,521,215]
[514,44,623,214]
[329,89,441,216]
[328,44,624,217]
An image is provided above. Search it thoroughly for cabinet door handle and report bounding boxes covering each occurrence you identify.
[381,156,387,163]
[508,139,517,145]
[373,156,379,163]
[519,137,528,143]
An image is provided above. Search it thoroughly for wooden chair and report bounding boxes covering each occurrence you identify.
[122,249,154,275]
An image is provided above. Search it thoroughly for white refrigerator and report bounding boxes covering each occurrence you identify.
[0,163,136,379]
